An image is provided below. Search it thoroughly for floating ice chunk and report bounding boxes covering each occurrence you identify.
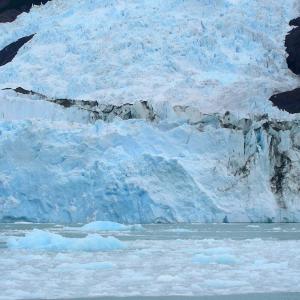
[214,254,238,265]
[81,221,127,231]
[192,254,214,265]
[79,221,144,232]
[193,248,238,265]
[204,279,247,288]
[156,275,177,282]
[203,247,232,255]
[13,222,34,224]
[164,228,194,233]
[247,225,260,228]
[57,262,115,271]
[7,229,125,252]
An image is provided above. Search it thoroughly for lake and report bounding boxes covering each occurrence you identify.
[0,223,299,300]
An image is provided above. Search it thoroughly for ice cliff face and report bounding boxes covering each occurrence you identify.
[0,108,300,223]
[0,0,300,223]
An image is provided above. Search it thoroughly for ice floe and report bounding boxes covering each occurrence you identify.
[7,229,125,251]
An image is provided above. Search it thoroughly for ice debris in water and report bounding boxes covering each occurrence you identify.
[7,229,125,252]
[79,221,144,232]
[56,262,115,271]
[193,247,238,265]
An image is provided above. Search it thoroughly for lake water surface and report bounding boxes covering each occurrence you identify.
[0,223,299,300]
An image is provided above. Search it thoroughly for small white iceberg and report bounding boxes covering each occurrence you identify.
[247,224,260,228]
[57,262,115,271]
[193,247,238,265]
[193,253,238,265]
[79,221,144,232]
[7,229,125,252]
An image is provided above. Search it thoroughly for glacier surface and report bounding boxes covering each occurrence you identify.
[0,0,299,115]
[0,0,300,223]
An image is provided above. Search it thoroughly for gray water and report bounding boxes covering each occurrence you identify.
[1,223,300,300]
[48,293,300,300]
[1,222,300,244]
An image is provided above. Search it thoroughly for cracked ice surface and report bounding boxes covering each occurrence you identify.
[0,0,299,115]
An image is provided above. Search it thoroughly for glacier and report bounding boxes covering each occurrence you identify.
[0,0,299,114]
[0,0,300,223]
[0,108,300,223]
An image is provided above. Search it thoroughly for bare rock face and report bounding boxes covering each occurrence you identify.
[0,34,35,67]
[286,17,300,75]
[270,17,300,113]
[0,0,51,23]
[269,88,300,113]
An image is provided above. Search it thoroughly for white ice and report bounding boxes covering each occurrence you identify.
[79,221,144,231]
[0,0,299,116]
[0,231,299,299]
[0,117,300,223]
[7,229,125,252]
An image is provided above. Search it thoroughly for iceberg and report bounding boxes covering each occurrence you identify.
[193,246,238,265]
[7,229,125,251]
[79,221,143,231]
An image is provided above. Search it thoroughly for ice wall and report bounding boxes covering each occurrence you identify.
[0,110,299,223]
[0,0,300,223]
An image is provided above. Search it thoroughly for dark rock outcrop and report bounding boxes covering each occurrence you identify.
[269,17,300,113]
[290,17,300,27]
[0,34,34,67]
[270,88,300,113]
[0,0,51,23]
[286,17,300,75]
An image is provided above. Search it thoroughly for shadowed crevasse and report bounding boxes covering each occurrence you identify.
[0,0,51,23]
